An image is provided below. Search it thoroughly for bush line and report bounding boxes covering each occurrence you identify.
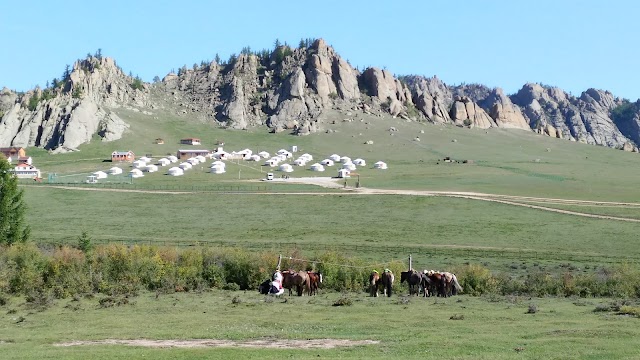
[0,243,638,299]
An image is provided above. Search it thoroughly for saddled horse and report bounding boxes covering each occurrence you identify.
[307,271,323,296]
[400,270,424,296]
[369,271,380,297]
[380,270,394,297]
[282,270,310,296]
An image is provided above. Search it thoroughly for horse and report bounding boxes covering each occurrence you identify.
[369,271,380,297]
[282,270,310,296]
[441,272,463,296]
[307,271,323,296]
[424,270,447,297]
[400,270,424,296]
[380,269,394,297]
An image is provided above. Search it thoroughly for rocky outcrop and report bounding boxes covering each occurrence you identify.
[0,56,137,150]
[512,83,631,147]
[3,39,640,154]
[483,88,530,130]
[450,96,495,129]
[402,76,451,122]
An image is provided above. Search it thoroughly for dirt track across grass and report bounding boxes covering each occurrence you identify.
[54,338,380,349]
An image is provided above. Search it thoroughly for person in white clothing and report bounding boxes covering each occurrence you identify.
[269,270,285,296]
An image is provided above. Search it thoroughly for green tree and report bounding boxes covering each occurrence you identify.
[152,75,161,83]
[214,53,221,64]
[130,76,144,90]
[77,230,93,253]
[0,158,30,245]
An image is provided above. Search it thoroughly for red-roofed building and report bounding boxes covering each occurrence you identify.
[111,151,135,162]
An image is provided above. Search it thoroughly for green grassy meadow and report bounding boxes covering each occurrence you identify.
[10,107,640,358]
[1,291,639,359]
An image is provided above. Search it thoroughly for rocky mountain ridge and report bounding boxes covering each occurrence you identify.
[1,39,639,153]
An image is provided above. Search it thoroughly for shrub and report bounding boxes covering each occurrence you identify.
[332,297,352,306]
[72,86,83,99]
[618,305,640,317]
[454,264,499,295]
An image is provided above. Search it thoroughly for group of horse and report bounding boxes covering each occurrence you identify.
[259,270,323,296]
[399,269,462,297]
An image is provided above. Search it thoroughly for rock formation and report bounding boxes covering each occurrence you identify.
[1,38,640,153]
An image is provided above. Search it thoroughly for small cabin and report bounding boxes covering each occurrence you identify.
[111,151,135,163]
[180,138,201,146]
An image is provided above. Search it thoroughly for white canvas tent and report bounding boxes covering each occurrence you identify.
[279,164,294,173]
[374,161,388,169]
[293,158,307,166]
[211,160,226,167]
[258,151,270,159]
[129,168,144,178]
[93,171,108,179]
[310,163,325,172]
[339,156,351,163]
[139,156,152,163]
[337,168,350,178]
[342,162,356,171]
[145,164,158,173]
[109,167,123,175]
[210,165,226,174]
[157,158,171,167]
[329,154,341,162]
[167,155,178,163]
[249,155,261,161]
[132,160,147,169]
[195,155,207,163]
[187,157,200,165]
[179,162,193,170]
[167,167,184,176]
[353,158,366,166]
[300,153,313,161]
[321,159,334,166]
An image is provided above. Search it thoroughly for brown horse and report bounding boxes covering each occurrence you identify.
[307,271,323,296]
[282,270,310,296]
[424,270,447,297]
[380,270,394,297]
[369,271,380,297]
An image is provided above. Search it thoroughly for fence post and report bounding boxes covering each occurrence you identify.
[409,254,412,270]
[276,254,282,270]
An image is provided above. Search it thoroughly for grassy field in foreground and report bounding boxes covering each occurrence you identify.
[0,290,639,359]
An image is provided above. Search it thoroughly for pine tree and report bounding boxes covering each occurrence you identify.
[0,158,30,245]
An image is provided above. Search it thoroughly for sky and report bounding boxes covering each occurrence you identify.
[1,0,639,100]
